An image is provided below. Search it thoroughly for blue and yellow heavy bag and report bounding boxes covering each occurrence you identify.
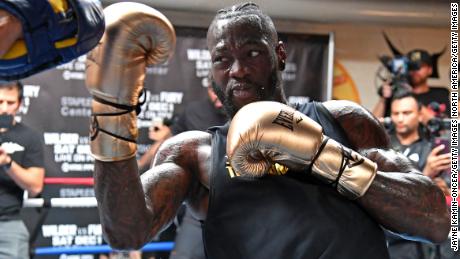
[0,0,104,81]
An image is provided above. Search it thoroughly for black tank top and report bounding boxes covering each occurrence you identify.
[203,102,389,259]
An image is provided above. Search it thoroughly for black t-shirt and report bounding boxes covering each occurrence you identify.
[0,122,44,219]
[171,98,227,135]
[414,87,450,117]
[383,86,450,117]
[389,133,432,171]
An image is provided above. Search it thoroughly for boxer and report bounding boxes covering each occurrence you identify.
[87,2,449,259]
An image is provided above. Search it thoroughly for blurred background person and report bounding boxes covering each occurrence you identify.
[170,76,226,135]
[385,90,452,259]
[389,91,450,183]
[0,81,45,259]
[137,117,174,172]
[373,49,450,125]
[168,75,227,259]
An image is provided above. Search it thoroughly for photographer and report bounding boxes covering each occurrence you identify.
[386,91,451,259]
[389,91,451,179]
[0,81,45,258]
[373,49,450,124]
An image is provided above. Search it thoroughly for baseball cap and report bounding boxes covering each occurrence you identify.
[406,49,432,67]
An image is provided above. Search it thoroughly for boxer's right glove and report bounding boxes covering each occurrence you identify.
[226,101,377,200]
[85,2,175,161]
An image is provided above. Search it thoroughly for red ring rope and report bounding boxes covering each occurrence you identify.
[44,177,94,186]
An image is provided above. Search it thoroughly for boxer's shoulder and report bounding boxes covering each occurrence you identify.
[155,130,212,165]
[322,100,369,118]
[151,130,212,192]
[322,100,390,149]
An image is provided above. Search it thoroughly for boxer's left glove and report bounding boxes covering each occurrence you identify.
[226,101,377,199]
[85,2,175,161]
[0,0,105,81]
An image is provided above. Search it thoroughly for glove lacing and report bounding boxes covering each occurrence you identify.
[309,136,365,191]
[90,88,146,142]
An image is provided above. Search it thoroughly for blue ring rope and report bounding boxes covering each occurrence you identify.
[34,241,174,255]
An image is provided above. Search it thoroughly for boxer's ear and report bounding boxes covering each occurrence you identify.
[276,41,286,71]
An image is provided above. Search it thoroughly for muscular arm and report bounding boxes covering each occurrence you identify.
[323,100,389,149]
[323,100,450,243]
[94,131,211,249]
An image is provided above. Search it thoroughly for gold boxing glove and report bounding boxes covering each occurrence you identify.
[85,2,176,161]
[226,101,377,199]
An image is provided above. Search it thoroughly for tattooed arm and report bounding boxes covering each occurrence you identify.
[94,131,212,249]
[323,100,450,243]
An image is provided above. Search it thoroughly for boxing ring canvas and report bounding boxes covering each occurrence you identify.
[17,27,333,258]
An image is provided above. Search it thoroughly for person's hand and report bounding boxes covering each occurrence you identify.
[433,177,450,196]
[420,106,436,125]
[148,123,171,142]
[0,147,12,167]
[1,1,104,81]
[0,9,23,57]
[423,145,451,179]
[381,83,393,99]
[378,83,393,99]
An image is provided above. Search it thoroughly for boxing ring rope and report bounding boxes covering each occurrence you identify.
[24,181,455,255]
[24,197,98,208]
[34,242,174,255]
[44,177,94,186]
[25,177,98,209]
[25,177,175,256]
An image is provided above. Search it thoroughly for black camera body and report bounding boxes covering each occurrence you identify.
[0,114,14,129]
[378,55,421,95]
[426,117,451,154]
[426,117,450,138]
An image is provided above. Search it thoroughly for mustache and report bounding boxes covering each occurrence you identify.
[227,79,262,92]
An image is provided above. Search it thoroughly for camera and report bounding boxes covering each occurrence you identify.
[0,114,13,129]
[426,117,450,138]
[377,55,420,96]
[426,114,451,155]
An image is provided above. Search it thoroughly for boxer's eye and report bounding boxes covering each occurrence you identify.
[214,56,230,63]
[248,50,260,57]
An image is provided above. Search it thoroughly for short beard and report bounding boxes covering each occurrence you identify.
[212,70,284,118]
[409,76,427,87]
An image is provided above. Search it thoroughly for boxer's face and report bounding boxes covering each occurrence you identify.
[0,83,21,116]
[208,15,285,117]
